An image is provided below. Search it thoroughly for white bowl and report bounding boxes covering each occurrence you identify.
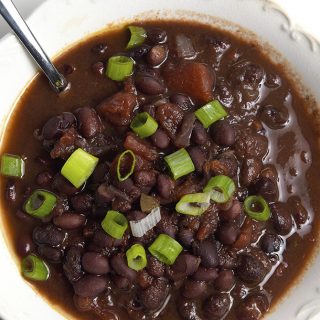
[0,0,320,319]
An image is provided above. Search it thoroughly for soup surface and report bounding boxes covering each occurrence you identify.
[1,21,320,320]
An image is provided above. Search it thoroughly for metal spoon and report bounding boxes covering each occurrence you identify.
[0,0,68,93]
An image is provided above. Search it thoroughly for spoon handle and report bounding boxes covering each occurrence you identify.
[0,0,68,92]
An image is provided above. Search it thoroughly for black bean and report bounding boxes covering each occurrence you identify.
[16,233,35,257]
[135,75,165,95]
[53,173,80,196]
[236,293,269,320]
[192,120,209,145]
[156,209,178,238]
[177,228,194,248]
[133,170,156,188]
[260,233,282,253]
[259,105,289,129]
[192,240,219,268]
[129,44,151,60]
[53,213,86,230]
[178,299,202,320]
[211,121,235,147]
[73,294,93,312]
[42,112,76,140]
[137,270,154,289]
[157,174,175,199]
[217,223,240,245]
[146,256,165,277]
[203,293,231,318]
[111,253,137,281]
[240,157,263,187]
[36,171,53,187]
[270,202,293,235]
[91,42,108,54]
[251,177,278,202]
[5,180,17,202]
[188,146,205,172]
[288,196,308,226]
[147,45,167,66]
[147,28,167,44]
[93,230,123,248]
[15,209,34,223]
[91,61,105,76]
[182,280,207,299]
[82,252,110,275]
[236,254,267,284]
[95,183,114,205]
[171,253,200,278]
[218,247,238,269]
[33,224,65,247]
[63,246,83,282]
[139,278,168,310]
[61,64,75,76]
[220,200,242,222]
[214,270,235,291]
[75,107,102,138]
[112,274,130,289]
[37,245,62,263]
[73,275,107,297]
[193,267,219,281]
[151,129,170,149]
[71,193,93,212]
[112,197,132,213]
[170,93,193,111]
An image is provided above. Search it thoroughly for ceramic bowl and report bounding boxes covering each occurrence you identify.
[0,0,319,319]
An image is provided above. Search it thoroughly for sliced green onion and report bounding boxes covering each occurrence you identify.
[106,55,134,81]
[22,254,49,281]
[164,148,195,180]
[204,175,236,204]
[126,25,147,49]
[126,244,147,271]
[130,207,161,238]
[148,234,183,265]
[24,189,57,218]
[130,112,158,138]
[117,150,136,182]
[244,195,271,222]
[176,192,211,216]
[195,100,227,128]
[0,153,25,178]
[61,148,98,188]
[101,210,128,239]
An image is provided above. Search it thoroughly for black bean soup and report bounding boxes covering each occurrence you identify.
[1,21,320,320]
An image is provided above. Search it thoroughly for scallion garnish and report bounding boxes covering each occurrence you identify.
[101,210,128,239]
[0,153,25,178]
[175,192,211,216]
[22,254,49,281]
[106,55,134,81]
[244,195,271,222]
[164,148,195,180]
[148,234,183,265]
[130,207,161,238]
[24,189,57,218]
[130,112,158,138]
[204,175,236,203]
[117,150,136,182]
[195,100,227,128]
[61,148,98,188]
[126,244,147,271]
[126,26,147,49]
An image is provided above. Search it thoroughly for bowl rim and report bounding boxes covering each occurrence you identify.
[0,1,320,320]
